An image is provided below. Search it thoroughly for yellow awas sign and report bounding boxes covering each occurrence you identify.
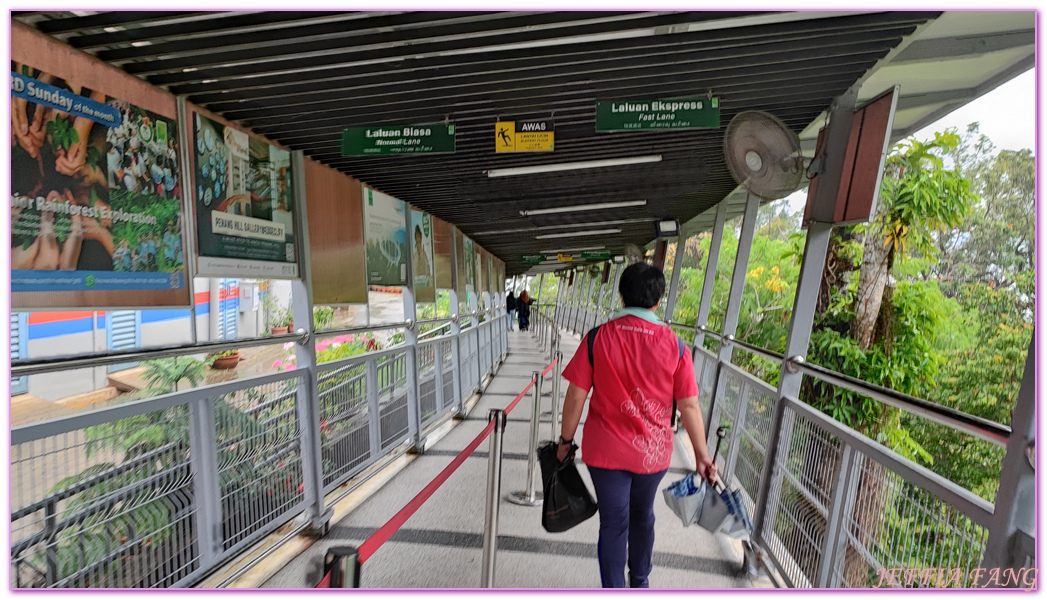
[557,253,573,262]
[495,120,554,152]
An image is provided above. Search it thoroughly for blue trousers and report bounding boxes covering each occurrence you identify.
[587,466,668,588]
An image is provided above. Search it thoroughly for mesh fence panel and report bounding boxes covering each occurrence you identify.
[440,339,455,410]
[213,377,305,551]
[417,342,439,429]
[378,352,410,449]
[11,405,197,588]
[832,454,989,588]
[317,361,370,489]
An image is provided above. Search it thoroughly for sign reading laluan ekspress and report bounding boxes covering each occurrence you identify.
[595,98,720,131]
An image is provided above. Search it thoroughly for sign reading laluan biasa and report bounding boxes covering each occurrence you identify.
[595,97,720,131]
[342,124,456,156]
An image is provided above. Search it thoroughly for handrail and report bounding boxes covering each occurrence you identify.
[11,331,304,377]
[727,336,786,363]
[319,321,410,337]
[788,358,1011,447]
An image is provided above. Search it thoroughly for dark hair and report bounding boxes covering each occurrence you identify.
[618,263,665,309]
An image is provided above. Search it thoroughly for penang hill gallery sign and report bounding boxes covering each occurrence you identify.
[595,98,720,131]
[342,124,456,156]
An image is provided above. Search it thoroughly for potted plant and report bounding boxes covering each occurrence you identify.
[270,308,291,335]
[207,349,242,370]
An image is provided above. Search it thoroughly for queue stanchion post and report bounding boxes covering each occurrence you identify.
[319,547,361,588]
[481,409,507,588]
[507,372,544,507]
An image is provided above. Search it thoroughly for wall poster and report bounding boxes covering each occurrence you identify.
[191,110,297,278]
[410,208,435,303]
[362,185,408,286]
[462,235,476,294]
[11,62,189,308]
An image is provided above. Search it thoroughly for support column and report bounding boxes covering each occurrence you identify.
[449,289,464,415]
[289,151,332,533]
[717,191,761,364]
[663,230,687,323]
[694,201,729,347]
[752,220,833,542]
[981,335,1036,574]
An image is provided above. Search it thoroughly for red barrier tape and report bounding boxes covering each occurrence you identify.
[354,357,555,564]
[314,572,331,588]
[541,355,559,377]
[357,418,496,563]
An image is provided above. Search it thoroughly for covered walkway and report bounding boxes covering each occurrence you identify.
[259,329,748,589]
[8,10,1035,591]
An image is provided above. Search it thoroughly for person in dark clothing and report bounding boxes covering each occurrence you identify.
[506,292,517,331]
[517,291,534,331]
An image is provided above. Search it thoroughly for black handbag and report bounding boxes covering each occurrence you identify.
[536,441,598,533]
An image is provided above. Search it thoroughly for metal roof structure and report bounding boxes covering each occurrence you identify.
[14,11,1034,275]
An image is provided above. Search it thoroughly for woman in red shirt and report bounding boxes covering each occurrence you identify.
[558,262,717,588]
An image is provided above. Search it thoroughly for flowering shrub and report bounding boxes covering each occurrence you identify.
[273,334,383,371]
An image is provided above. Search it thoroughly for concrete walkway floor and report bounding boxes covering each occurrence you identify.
[262,328,750,589]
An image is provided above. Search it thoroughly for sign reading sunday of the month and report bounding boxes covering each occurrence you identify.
[595,97,720,131]
[342,124,456,156]
[494,120,555,152]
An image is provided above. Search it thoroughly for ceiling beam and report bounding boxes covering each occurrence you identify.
[892,29,1034,63]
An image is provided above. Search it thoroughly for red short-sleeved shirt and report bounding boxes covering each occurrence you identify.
[561,314,699,474]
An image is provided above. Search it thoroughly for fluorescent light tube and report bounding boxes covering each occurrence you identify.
[474,218,652,236]
[520,200,647,217]
[539,245,606,254]
[488,155,661,178]
[535,228,621,240]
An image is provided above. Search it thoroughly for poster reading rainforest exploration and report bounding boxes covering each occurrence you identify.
[191,112,298,278]
[11,62,188,307]
[362,185,408,286]
[410,208,435,302]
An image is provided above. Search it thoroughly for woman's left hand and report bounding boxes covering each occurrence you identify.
[556,442,572,463]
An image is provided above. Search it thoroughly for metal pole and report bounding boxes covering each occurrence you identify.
[448,290,464,416]
[550,351,563,442]
[507,372,544,507]
[753,220,833,542]
[694,201,728,347]
[481,409,507,588]
[663,234,686,323]
[717,191,760,364]
[981,334,1035,574]
[324,547,362,588]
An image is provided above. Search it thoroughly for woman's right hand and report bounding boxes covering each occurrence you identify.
[695,455,718,484]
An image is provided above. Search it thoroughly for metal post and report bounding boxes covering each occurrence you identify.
[365,356,382,456]
[981,335,1035,573]
[663,233,686,323]
[694,201,728,347]
[718,191,761,364]
[324,547,362,588]
[481,409,507,588]
[816,444,858,587]
[448,290,464,415]
[753,220,833,542]
[290,150,332,534]
[188,397,223,567]
[550,351,563,442]
[402,285,423,449]
[507,372,544,507]
[469,290,481,392]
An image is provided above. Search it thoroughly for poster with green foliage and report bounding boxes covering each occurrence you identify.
[11,63,188,306]
[363,185,408,286]
[410,208,435,302]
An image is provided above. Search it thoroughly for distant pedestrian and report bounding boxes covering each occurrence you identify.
[517,291,533,331]
[506,291,517,331]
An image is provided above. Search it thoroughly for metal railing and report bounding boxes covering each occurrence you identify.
[542,308,1015,589]
[9,312,509,589]
[682,332,1011,589]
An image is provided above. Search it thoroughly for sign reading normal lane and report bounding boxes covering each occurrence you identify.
[342,124,456,155]
[595,98,720,131]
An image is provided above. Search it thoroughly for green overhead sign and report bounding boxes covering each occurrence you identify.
[520,254,548,264]
[342,124,456,156]
[595,98,720,131]
[580,251,611,260]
